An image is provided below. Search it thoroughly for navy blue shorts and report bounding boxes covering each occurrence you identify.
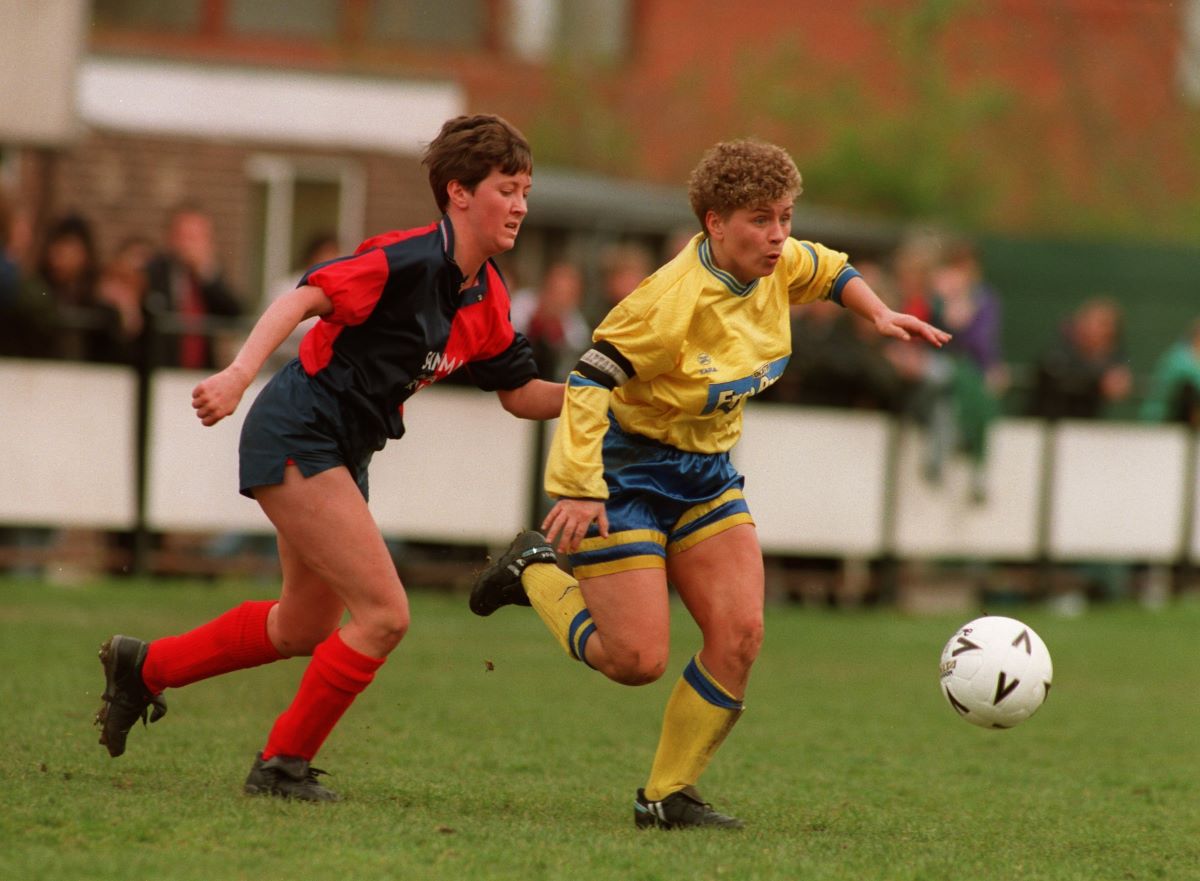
[238,359,379,500]
[567,417,753,580]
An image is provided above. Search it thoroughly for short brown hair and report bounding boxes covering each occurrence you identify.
[423,114,532,213]
[687,139,803,233]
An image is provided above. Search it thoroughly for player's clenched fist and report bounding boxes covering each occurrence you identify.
[192,365,250,426]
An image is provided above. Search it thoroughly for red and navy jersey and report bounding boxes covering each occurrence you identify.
[297,215,538,443]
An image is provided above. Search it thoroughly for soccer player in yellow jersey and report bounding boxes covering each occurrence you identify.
[471,139,949,828]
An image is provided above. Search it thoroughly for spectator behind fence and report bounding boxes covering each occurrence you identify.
[893,231,941,322]
[767,293,901,410]
[0,191,24,351]
[0,192,19,301]
[94,235,155,367]
[145,204,244,370]
[2,214,134,575]
[590,242,654,325]
[0,192,51,575]
[1140,318,1200,426]
[884,234,939,391]
[1028,297,1132,420]
[510,260,590,380]
[11,213,127,362]
[1028,297,1134,610]
[925,240,1006,502]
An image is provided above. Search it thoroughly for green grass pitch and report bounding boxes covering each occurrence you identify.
[2,576,1198,881]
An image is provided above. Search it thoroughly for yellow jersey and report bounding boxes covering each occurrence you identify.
[545,233,859,499]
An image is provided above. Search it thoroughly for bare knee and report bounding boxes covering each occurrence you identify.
[717,616,764,673]
[351,600,410,656]
[602,645,669,686]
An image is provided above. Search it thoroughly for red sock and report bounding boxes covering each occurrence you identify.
[141,600,283,694]
[261,630,385,762]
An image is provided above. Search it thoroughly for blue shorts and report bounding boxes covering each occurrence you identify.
[238,359,379,500]
[567,417,754,580]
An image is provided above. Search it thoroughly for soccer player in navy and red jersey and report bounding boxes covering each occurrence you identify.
[94,115,563,801]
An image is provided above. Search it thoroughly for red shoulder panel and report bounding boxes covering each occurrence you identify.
[441,262,515,373]
[353,223,438,255]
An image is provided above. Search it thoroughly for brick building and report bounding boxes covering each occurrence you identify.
[2,0,1198,315]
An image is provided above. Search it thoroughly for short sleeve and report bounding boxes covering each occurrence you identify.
[467,332,539,391]
[301,249,390,326]
[783,239,851,306]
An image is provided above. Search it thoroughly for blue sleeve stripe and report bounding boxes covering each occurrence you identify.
[800,242,820,286]
[568,373,607,389]
[830,265,862,306]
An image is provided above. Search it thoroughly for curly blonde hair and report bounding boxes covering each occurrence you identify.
[686,139,803,233]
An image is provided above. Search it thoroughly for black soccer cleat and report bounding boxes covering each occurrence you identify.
[469,530,558,617]
[95,634,167,758]
[634,786,744,830]
[244,752,339,802]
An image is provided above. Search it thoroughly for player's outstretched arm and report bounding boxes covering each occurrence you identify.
[192,284,332,426]
[496,378,565,420]
[840,275,951,347]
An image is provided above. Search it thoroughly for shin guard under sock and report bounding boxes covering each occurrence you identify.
[644,654,744,801]
[141,600,283,694]
[262,630,385,761]
[521,564,596,665]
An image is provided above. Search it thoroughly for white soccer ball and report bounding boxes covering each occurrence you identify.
[939,615,1053,729]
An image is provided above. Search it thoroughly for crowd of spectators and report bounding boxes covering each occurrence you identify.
[0,193,250,578]
[8,189,1197,433]
[3,187,1200,591]
[0,193,245,370]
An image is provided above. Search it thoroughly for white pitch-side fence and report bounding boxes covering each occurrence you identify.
[1,358,1197,564]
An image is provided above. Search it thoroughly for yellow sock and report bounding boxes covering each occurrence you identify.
[644,654,744,801]
[521,563,595,665]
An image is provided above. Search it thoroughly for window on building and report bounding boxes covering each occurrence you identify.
[507,0,631,62]
[1182,0,1200,104]
[227,0,340,38]
[92,0,203,31]
[368,0,487,49]
[245,156,365,306]
[0,146,19,200]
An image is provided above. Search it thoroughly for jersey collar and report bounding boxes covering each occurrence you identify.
[438,214,488,304]
[699,237,758,297]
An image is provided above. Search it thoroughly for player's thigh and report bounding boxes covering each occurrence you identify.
[580,567,672,670]
[667,523,765,643]
[254,465,406,625]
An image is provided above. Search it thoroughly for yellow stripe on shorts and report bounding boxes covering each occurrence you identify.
[577,527,667,553]
[667,511,754,555]
[572,555,667,580]
[670,488,746,532]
